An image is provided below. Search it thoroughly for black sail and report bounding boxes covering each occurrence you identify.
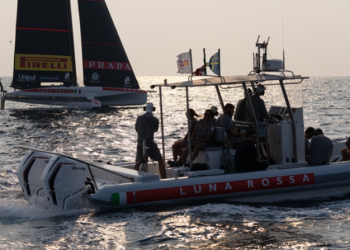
[78,0,140,89]
[12,0,76,89]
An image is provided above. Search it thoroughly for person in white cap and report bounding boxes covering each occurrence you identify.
[210,106,219,125]
[134,103,166,179]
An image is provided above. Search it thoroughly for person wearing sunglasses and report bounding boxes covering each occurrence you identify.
[234,130,268,172]
[168,109,215,167]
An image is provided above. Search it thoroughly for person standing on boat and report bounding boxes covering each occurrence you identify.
[246,84,276,164]
[234,130,268,172]
[134,103,166,179]
[217,103,241,149]
[168,109,215,167]
[234,88,252,121]
[171,108,200,161]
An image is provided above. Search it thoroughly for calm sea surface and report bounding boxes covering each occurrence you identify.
[1,76,350,249]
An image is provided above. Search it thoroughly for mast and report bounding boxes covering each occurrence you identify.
[78,0,140,89]
[66,0,77,86]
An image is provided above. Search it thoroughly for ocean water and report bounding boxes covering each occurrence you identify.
[0,76,350,249]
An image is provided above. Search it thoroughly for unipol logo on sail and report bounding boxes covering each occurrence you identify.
[83,60,132,71]
[17,74,36,82]
[15,54,73,72]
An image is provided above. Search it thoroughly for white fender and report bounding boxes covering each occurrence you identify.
[16,150,53,204]
[41,155,94,209]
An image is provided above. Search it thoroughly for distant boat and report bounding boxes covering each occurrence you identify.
[2,0,147,107]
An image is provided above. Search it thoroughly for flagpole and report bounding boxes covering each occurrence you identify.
[189,49,193,76]
[203,48,207,75]
[218,48,221,77]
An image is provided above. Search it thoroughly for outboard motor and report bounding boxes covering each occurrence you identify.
[16,150,54,205]
[41,155,96,210]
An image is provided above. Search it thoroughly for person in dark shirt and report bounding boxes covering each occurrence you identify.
[234,88,252,121]
[217,103,241,148]
[171,108,200,161]
[168,109,215,166]
[245,84,276,164]
[134,103,165,179]
[305,127,333,165]
[234,130,268,172]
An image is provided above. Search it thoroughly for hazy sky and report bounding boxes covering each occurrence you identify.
[0,0,349,77]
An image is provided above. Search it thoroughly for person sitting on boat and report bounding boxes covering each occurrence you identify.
[234,130,268,172]
[246,84,276,164]
[168,109,215,167]
[234,88,252,121]
[171,108,200,161]
[304,127,333,165]
[217,103,241,149]
[134,103,166,179]
[341,137,350,161]
[211,106,219,125]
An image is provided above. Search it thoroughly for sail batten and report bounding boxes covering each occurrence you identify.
[12,0,76,89]
[78,0,140,89]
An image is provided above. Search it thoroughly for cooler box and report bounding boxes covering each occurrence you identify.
[166,166,191,178]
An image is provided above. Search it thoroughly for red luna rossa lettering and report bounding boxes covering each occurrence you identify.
[130,173,315,204]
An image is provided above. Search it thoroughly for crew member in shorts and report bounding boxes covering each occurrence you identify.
[168,109,215,167]
[134,103,166,179]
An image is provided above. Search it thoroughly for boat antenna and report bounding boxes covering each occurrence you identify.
[282,6,285,71]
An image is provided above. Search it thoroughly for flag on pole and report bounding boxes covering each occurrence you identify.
[176,52,192,74]
[208,52,220,75]
[192,49,207,76]
[192,65,207,76]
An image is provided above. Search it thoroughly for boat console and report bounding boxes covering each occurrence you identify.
[267,106,306,165]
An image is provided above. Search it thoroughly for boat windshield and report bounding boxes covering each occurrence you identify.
[264,80,303,109]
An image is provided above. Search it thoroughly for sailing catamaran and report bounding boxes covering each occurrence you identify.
[2,0,147,108]
[14,38,350,210]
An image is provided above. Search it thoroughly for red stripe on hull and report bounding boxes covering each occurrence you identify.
[133,173,315,204]
[127,192,133,204]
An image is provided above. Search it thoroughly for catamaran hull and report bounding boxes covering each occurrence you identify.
[2,87,147,107]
